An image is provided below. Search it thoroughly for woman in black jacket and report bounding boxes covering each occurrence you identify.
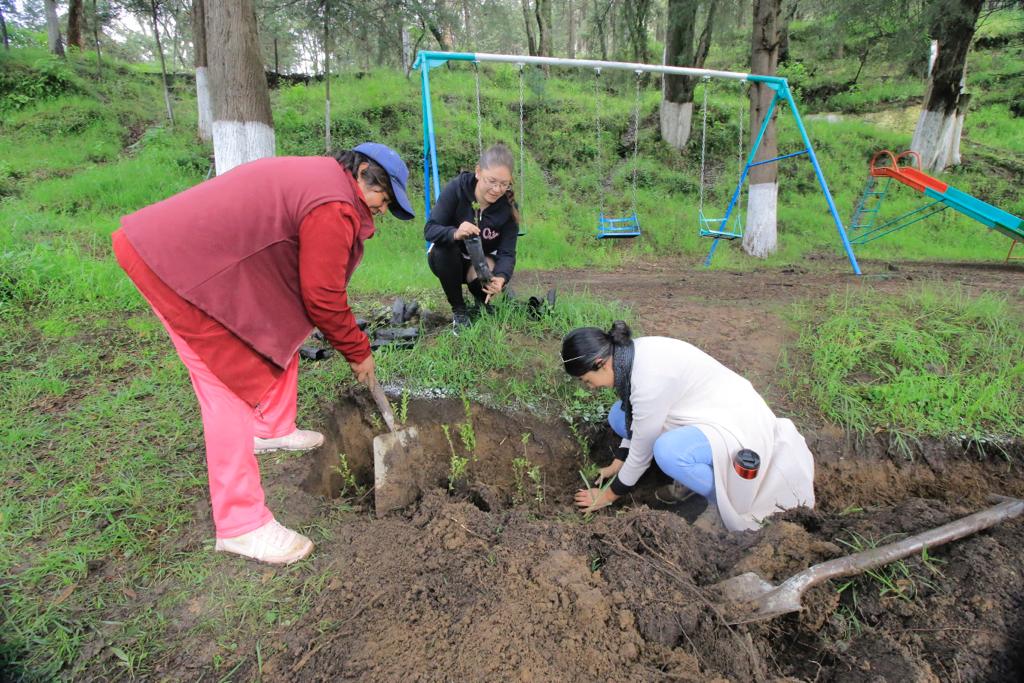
[424,143,520,332]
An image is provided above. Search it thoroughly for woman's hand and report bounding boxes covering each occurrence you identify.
[574,486,619,513]
[453,221,480,240]
[595,459,624,486]
[349,355,375,385]
[483,276,505,297]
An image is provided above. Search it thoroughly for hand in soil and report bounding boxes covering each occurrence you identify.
[349,355,376,385]
[575,487,618,513]
[595,460,624,486]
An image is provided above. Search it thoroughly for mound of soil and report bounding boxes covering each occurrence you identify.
[200,392,1024,683]
[139,261,1024,682]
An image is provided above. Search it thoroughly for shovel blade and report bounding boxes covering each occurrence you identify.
[713,572,814,623]
[373,427,422,516]
[714,572,777,604]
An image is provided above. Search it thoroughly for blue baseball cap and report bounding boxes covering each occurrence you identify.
[354,142,415,221]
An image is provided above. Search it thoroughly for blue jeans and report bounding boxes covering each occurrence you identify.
[608,400,716,499]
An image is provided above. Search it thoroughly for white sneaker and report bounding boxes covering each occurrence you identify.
[254,429,324,453]
[215,519,314,565]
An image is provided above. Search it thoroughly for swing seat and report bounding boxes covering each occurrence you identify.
[596,212,641,239]
[698,210,743,240]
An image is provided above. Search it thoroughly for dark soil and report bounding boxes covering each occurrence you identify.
[149,258,1024,681]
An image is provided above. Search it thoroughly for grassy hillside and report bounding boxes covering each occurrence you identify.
[1,21,1022,678]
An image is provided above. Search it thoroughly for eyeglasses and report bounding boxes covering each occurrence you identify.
[481,176,511,191]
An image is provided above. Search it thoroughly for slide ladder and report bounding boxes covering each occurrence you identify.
[850,150,1024,256]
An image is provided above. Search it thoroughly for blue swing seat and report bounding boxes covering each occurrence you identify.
[698,209,743,240]
[596,212,641,239]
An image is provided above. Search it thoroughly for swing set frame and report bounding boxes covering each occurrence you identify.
[412,50,861,275]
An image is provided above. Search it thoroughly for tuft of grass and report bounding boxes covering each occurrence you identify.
[791,285,1024,444]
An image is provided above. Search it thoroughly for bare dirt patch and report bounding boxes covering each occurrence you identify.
[141,258,1024,681]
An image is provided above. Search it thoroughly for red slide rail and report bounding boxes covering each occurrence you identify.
[869,149,948,194]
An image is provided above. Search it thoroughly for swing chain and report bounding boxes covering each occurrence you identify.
[630,69,642,216]
[699,76,710,217]
[593,67,604,212]
[473,61,483,159]
[518,63,526,229]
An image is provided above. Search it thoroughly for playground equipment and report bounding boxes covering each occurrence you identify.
[594,68,643,239]
[470,61,528,236]
[413,51,861,274]
[697,78,747,240]
[850,150,1024,259]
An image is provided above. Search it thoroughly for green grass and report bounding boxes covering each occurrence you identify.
[1,27,1023,678]
[791,286,1024,443]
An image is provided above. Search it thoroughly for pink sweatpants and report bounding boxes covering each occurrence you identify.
[153,309,299,538]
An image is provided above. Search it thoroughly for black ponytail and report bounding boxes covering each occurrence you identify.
[561,321,633,377]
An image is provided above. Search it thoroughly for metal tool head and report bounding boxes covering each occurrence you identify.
[373,426,422,516]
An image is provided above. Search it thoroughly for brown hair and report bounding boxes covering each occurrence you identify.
[479,143,521,226]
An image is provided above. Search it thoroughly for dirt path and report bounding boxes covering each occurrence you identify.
[138,256,1023,682]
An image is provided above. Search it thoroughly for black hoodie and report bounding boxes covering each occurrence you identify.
[423,171,519,280]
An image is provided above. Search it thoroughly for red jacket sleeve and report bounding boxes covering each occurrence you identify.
[298,202,372,363]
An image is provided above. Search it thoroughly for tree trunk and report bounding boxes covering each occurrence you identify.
[324,0,331,153]
[661,0,717,150]
[536,0,552,57]
[778,0,799,64]
[91,0,102,76]
[193,0,212,141]
[522,1,537,56]
[149,1,175,126]
[567,0,576,59]
[402,26,411,70]
[910,0,983,172]
[743,0,781,259]
[623,0,654,64]
[44,0,65,57]
[207,0,276,175]
[592,0,610,60]
[1,6,10,51]
[67,0,86,48]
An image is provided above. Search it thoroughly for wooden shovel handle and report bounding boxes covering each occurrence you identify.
[780,498,1024,597]
[367,376,398,433]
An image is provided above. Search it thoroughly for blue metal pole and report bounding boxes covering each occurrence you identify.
[704,90,779,267]
[781,85,861,275]
[419,60,433,220]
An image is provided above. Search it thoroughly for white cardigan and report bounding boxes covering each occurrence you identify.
[617,337,815,530]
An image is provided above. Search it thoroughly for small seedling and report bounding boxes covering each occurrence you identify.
[458,393,477,457]
[397,388,410,424]
[458,421,477,458]
[442,424,469,491]
[512,457,530,504]
[332,453,365,498]
[580,461,600,483]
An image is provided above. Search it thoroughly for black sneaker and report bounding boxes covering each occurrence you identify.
[451,310,472,335]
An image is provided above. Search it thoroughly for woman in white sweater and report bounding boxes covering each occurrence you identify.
[562,321,815,531]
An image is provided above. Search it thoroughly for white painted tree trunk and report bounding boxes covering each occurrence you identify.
[212,122,276,176]
[911,108,958,173]
[192,0,212,141]
[44,0,64,56]
[743,0,780,260]
[207,0,275,175]
[660,100,694,151]
[195,67,213,141]
[743,182,778,257]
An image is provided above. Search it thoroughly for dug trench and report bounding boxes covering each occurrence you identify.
[216,390,1024,682]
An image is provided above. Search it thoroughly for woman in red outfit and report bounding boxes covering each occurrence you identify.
[112,143,415,565]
